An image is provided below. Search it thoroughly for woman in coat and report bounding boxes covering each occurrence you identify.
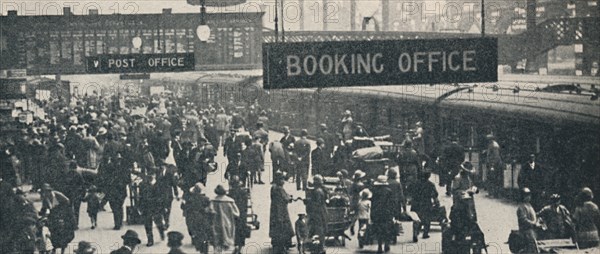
[305,175,329,254]
[210,185,240,252]
[269,172,294,253]
[182,183,212,254]
[573,187,600,248]
[40,184,76,254]
[371,175,395,253]
[228,177,249,254]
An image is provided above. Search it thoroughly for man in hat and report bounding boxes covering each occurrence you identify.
[411,171,440,242]
[258,110,269,131]
[341,110,354,141]
[248,136,265,185]
[56,160,86,229]
[167,231,186,254]
[138,168,166,246]
[537,194,574,239]
[305,175,328,254]
[370,175,394,253]
[516,188,541,253]
[387,169,407,220]
[311,138,327,177]
[318,124,337,157]
[440,135,464,196]
[195,137,217,186]
[349,170,367,235]
[215,108,229,146]
[397,139,420,201]
[224,127,243,165]
[40,183,76,254]
[572,187,600,249]
[485,134,503,198]
[269,140,288,182]
[74,241,96,254]
[156,162,180,230]
[103,150,131,230]
[280,126,296,153]
[270,171,295,253]
[294,130,311,191]
[519,154,546,210]
[211,184,240,252]
[228,176,249,254]
[452,161,476,204]
[412,121,425,155]
[111,230,141,254]
[181,183,211,254]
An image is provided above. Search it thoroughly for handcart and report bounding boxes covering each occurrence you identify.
[325,205,353,246]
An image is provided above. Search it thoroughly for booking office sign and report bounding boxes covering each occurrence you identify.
[262,38,498,89]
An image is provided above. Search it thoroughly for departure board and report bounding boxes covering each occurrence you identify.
[2,12,263,74]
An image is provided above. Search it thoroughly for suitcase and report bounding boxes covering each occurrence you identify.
[126,206,144,225]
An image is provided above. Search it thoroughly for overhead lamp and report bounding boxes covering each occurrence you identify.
[132,36,142,49]
[197,25,211,42]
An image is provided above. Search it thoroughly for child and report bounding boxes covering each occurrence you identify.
[357,189,372,248]
[295,213,309,254]
[83,185,102,229]
[36,218,53,254]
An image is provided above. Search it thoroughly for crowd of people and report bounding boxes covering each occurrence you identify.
[0,88,599,254]
[0,92,263,254]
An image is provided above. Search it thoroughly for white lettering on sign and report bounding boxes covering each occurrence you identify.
[108,58,136,68]
[286,53,385,76]
[413,52,426,72]
[448,51,460,71]
[463,50,476,71]
[147,57,186,67]
[286,51,477,76]
[399,53,411,72]
[287,56,301,76]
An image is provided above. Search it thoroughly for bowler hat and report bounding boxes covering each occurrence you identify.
[214,185,227,195]
[373,175,389,185]
[121,230,142,244]
[167,231,184,245]
[300,129,308,136]
[190,182,205,194]
[353,170,366,179]
[461,161,474,171]
[75,241,96,254]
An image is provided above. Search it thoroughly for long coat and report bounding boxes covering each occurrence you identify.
[371,184,395,241]
[41,191,76,249]
[182,192,212,250]
[311,147,328,177]
[306,187,328,238]
[269,185,294,242]
[210,195,240,248]
[229,186,249,245]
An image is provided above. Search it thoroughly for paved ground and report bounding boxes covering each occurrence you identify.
[24,131,518,253]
